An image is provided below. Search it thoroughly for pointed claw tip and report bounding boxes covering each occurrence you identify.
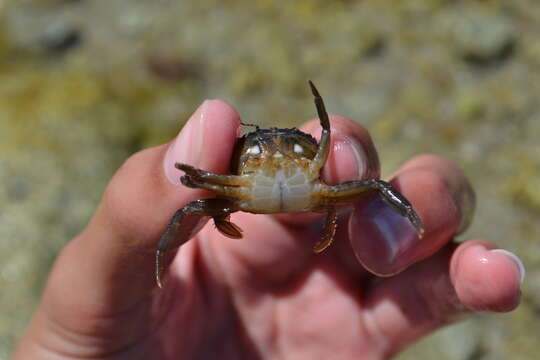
[156,250,164,288]
[176,163,192,172]
[308,80,320,97]
[312,241,332,253]
[407,212,424,239]
[156,273,164,289]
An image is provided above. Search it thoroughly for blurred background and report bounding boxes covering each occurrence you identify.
[0,0,539,358]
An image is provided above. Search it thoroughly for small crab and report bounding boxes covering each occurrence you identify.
[156,81,423,287]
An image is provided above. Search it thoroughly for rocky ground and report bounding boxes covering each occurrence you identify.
[0,0,539,358]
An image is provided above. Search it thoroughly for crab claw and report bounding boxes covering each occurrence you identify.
[180,175,198,188]
[175,162,197,174]
[214,216,243,239]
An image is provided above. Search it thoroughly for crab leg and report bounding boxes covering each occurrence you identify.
[180,174,249,199]
[313,207,338,253]
[175,163,250,186]
[156,198,240,288]
[317,179,424,238]
[308,81,332,177]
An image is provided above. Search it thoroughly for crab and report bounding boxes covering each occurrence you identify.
[156,81,424,287]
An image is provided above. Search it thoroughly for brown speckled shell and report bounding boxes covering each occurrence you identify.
[230,128,319,175]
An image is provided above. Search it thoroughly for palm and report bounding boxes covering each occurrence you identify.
[155,212,414,359]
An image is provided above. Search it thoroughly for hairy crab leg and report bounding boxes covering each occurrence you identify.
[175,163,250,186]
[308,81,331,177]
[313,207,338,253]
[156,198,240,288]
[317,179,424,238]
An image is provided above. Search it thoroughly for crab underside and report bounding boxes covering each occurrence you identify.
[155,81,423,287]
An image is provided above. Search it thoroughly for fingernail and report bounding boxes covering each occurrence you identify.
[455,179,476,235]
[323,135,378,184]
[349,195,420,276]
[490,249,526,284]
[163,101,208,185]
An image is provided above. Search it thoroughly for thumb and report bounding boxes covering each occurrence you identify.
[17,100,240,355]
[76,99,240,296]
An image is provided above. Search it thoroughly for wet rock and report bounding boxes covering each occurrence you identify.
[448,11,517,66]
[5,6,82,55]
[39,20,82,53]
[146,54,199,81]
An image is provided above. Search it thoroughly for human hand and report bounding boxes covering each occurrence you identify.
[13,100,524,359]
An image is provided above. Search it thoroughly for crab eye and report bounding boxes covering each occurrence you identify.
[293,143,304,154]
[248,145,261,155]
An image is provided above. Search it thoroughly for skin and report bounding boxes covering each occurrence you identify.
[12,100,523,360]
